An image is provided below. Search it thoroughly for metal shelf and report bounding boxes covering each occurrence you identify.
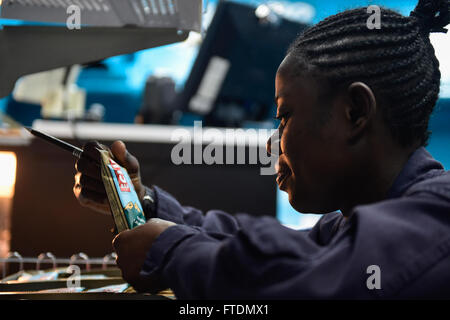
[1,0,202,30]
[0,0,202,98]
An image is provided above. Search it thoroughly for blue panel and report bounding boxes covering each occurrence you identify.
[0,96,7,113]
[426,99,450,170]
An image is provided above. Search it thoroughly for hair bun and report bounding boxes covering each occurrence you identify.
[410,0,450,34]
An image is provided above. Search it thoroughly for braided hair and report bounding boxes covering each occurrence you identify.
[286,0,450,147]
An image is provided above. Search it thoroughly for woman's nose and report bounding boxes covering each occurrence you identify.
[266,129,282,156]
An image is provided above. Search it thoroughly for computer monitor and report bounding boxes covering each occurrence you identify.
[177,0,308,127]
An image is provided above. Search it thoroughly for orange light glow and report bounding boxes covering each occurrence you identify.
[0,152,17,198]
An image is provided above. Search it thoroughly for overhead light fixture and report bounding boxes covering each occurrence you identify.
[0,0,203,99]
[260,1,315,25]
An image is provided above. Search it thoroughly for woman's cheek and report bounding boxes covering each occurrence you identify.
[280,126,289,155]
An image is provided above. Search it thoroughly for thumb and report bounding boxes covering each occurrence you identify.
[110,141,140,175]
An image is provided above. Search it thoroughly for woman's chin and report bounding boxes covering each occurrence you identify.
[288,190,320,214]
[283,181,324,213]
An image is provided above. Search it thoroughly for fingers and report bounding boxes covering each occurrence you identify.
[74,172,105,194]
[73,140,145,215]
[111,141,140,175]
[74,184,108,206]
[75,156,102,181]
[112,227,170,293]
[75,140,113,181]
[112,231,153,292]
[73,141,114,215]
[78,186,107,204]
[74,172,110,214]
[74,188,110,214]
[112,230,129,252]
[75,141,103,180]
[112,230,131,271]
[110,140,145,199]
[81,141,110,163]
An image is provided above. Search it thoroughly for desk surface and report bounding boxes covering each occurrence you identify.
[31,120,272,147]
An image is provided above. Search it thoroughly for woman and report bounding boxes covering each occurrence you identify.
[75,0,450,298]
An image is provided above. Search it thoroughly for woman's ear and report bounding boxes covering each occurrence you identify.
[346,82,377,144]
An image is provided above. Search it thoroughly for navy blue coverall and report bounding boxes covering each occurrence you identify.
[140,147,450,299]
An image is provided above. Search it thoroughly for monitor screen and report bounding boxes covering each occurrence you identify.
[177,0,308,128]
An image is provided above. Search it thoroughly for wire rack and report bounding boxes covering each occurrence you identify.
[0,251,117,280]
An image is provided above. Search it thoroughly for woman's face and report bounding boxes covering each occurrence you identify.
[270,66,351,214]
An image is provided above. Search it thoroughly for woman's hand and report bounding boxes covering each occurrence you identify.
[73,140,146,214]
[113,218,176,292]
